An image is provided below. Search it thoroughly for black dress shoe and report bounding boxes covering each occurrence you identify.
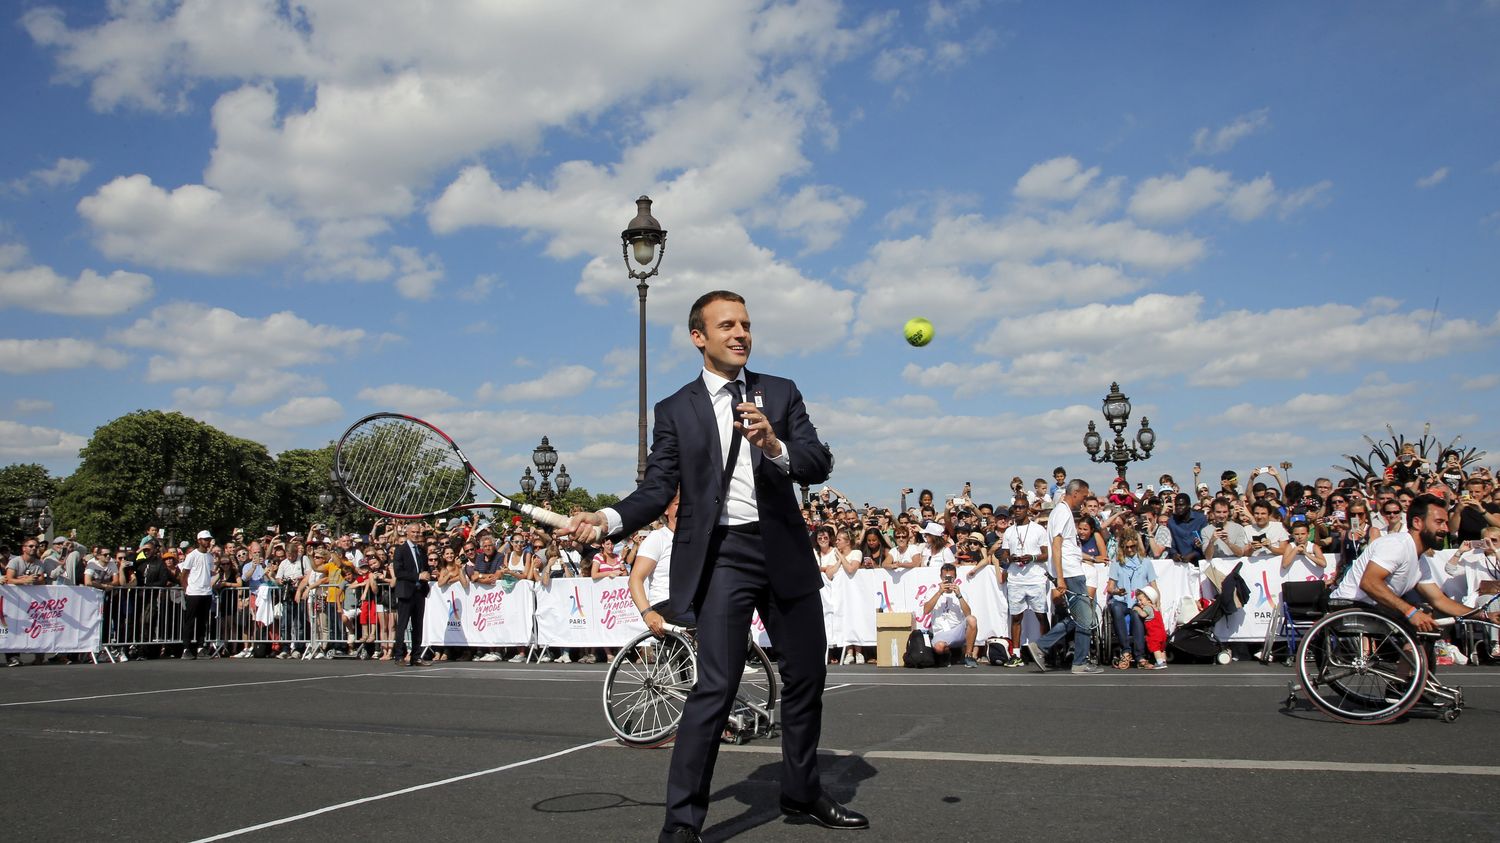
[415,658,433,666]
[658,825,701,843]
[780,793,869,829]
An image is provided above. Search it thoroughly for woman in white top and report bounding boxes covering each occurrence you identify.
[886,526,925,570]
[812,526,841,580]
[833,529,864,664]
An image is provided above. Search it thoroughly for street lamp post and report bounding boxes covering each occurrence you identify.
[1081,381,1156,483]
[622,195,667,487]
[530,436,559,507]
[156,474,191,548]
[20,491,48,540]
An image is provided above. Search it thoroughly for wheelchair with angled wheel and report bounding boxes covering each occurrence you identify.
[1285,600,1500,724]
[601,622,779,747]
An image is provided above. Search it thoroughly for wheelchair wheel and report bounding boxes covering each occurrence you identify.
[729,641,779,739]
[1296,608,1428,724]
[602,629,697,747]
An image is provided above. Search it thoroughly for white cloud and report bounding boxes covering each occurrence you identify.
[389,245,444,300]
[356,384,460,413]
[1278,180,1333,217]
[13,399,54,414]
[77,175,300,273]
[7,156,91,193]
[902,295,1500,394]
[0,338,127,374]
[1415,167,1450,189]
[0,247,153,316]
[478,365,598,403]
[1223,174,1277,221]
[1014,157,1101,203]
[115,302,366,381]
[1204,378,1418,432]
[747,184,864,253]
[1190,108,1270,155]
[1130,167,1331,224]
[0,419,87,461]
[259,396,343,428]
[1128,167,1233,224]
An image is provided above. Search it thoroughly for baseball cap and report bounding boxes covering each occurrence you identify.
[51,535,67,545]
[179,540,191,550]
[921,522,945,537]
[196,529,214,540]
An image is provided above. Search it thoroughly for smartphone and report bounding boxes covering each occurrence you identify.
[1194,461,1201,471]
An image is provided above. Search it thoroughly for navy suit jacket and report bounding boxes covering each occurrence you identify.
[392,541,429,601]
[612,369,833,618]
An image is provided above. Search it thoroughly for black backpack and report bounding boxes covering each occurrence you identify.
[903,630,936,669]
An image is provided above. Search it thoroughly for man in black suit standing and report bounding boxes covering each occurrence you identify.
[563,290,867,842]
[391,523,431,667]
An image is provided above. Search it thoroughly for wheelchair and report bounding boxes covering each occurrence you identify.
[1285,601,1499,724]
[601,623,779,747]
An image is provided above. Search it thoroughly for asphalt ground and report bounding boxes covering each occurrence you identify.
[6,656,1500,842]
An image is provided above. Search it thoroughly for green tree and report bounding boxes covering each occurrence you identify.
[0,463,61,549]
[269,445,334,534]
[52,411,278,548]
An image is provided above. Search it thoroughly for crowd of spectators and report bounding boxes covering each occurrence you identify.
[6,448,1500,669]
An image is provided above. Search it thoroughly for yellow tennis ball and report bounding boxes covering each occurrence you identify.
[904,317,934,347]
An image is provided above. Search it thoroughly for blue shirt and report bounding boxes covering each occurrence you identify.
[1166,510,1208,558]
[1106,555,1156,607]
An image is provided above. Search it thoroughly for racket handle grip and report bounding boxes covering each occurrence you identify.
[520,504,569,531]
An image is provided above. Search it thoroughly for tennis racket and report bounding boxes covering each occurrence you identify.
[334,412,569,530]
[1046,573,1098,632]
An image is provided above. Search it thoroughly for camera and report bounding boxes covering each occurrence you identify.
[1252,534,1266,543]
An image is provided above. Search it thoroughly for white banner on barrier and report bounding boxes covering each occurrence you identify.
[532,577,646,648]
[1211,556,1331,642]
[0,586,103,653]
[423,580,536,647]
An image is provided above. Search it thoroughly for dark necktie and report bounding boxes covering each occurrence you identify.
[721,380,744,501]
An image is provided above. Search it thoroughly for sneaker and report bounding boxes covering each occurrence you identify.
[1070,663,1104,675]
[963,657,978,669]
[182,650,197,660]
[580,653,598,664]
[1003,656,1024,668]
[276,651,290,660]
[558,651,572,664]
[508,653,525,663]
[5,657,19,667]
[1154,660,1169,670]
[538,651,554,664]
[477,652,499,662]
[854,651,866,665]
[840,649,854,665]
[1026,642,1049,672]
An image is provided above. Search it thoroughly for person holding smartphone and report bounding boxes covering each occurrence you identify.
[922,562,979,668]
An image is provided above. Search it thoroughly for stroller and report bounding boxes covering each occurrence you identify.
[1169,561,1249,664]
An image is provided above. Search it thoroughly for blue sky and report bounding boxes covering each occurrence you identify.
[2,1,1498,508]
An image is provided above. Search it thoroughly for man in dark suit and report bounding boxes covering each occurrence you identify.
[391,523,431,667]
[564,290,867,842]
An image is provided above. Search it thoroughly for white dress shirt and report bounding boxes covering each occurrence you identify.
[604,368,790,534]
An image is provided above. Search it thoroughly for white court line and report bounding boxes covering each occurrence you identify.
[0,674,381,708]
[718,744,1500,777]
[188,738,613,842]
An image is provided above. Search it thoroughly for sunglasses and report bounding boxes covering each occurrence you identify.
[1382,509,1403,516]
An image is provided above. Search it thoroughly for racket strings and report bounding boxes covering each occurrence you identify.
[339,416,471,516]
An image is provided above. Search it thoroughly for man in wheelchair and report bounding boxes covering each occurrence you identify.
[1330,494,1498,638]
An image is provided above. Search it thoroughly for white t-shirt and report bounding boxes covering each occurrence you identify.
[1245,521,1290,557]
[929,592,967,633]
[85,557,119,587]
[636,526,674,607]
[1332,531,1435,605]
[814,548,840,574]
[889,544,924,568]
[1047,502,1083,579]
[180,549,216,596]
[1001,523,1049,585]
[925,544,956,569]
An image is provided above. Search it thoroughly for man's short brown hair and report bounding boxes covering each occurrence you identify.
[688,290,746,333]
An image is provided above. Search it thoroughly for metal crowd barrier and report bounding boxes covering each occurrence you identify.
[102,583,402,659]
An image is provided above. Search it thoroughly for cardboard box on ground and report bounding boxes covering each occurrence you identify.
[875,611,914,668]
